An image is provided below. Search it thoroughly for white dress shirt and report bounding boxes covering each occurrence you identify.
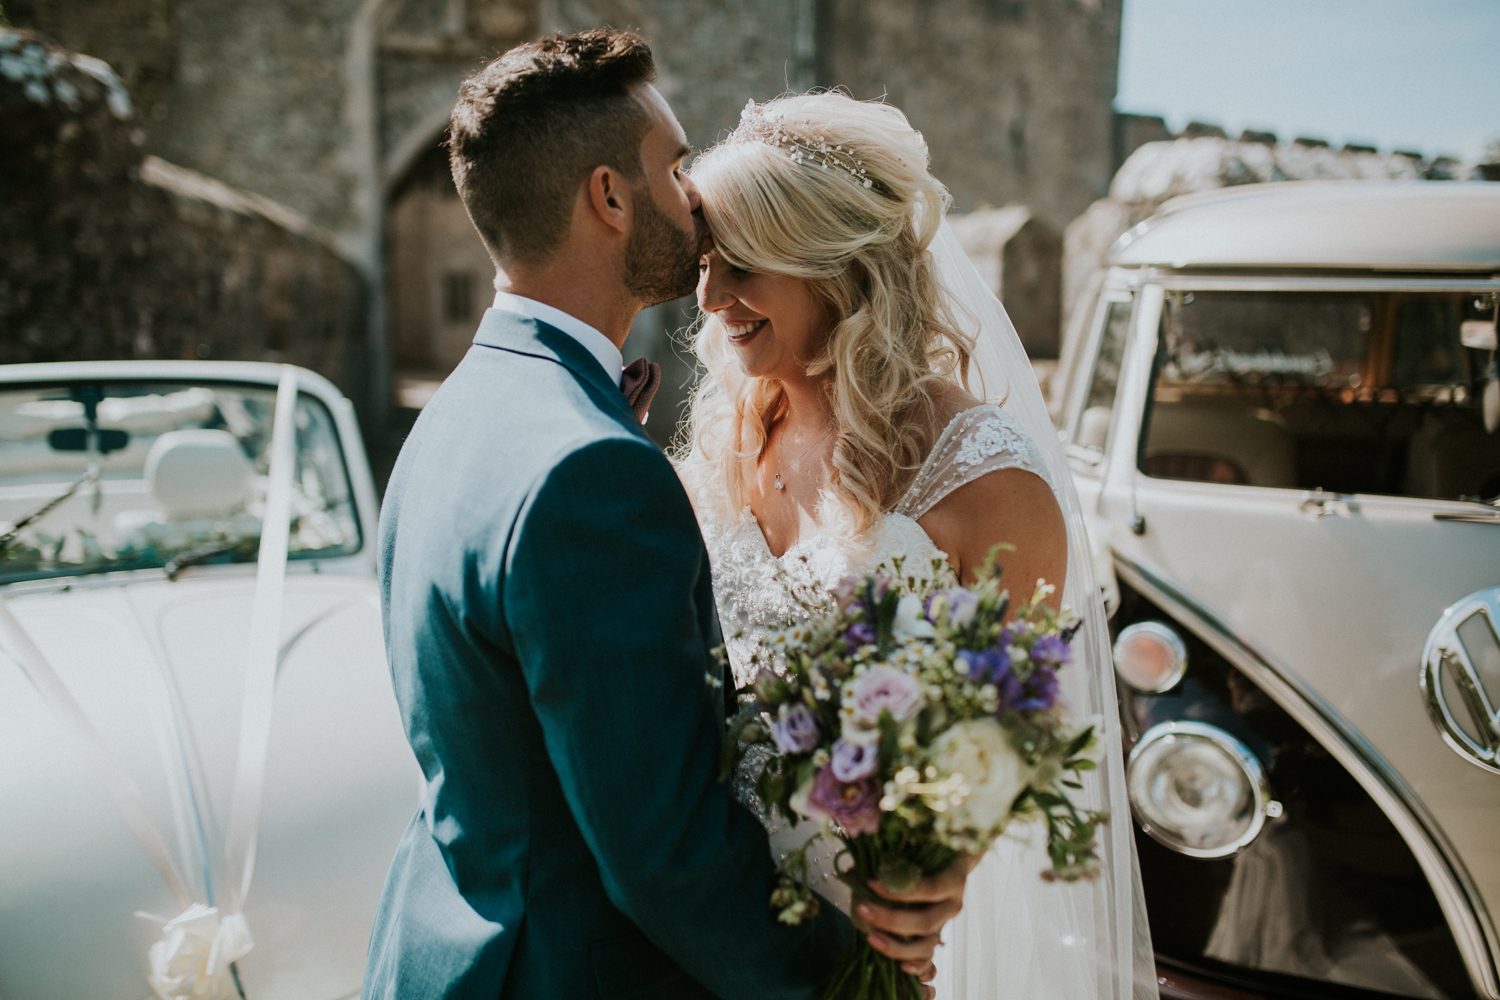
[491,291,623,388]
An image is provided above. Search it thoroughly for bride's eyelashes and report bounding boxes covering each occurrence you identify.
[700,252,751,278]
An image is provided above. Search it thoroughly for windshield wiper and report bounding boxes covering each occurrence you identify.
[164,538,258,581]
[0,468,100,551]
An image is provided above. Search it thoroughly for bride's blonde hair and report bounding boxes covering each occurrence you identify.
[676,92,973,532]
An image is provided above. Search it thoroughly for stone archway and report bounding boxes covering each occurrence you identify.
[385,135,494,407]
[364,0,539,410]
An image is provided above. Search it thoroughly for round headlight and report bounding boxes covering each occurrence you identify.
[1127,721,1280,858]
[1113,621,1188,693]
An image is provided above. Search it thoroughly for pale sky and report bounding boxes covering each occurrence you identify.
[1117,0,1500,162]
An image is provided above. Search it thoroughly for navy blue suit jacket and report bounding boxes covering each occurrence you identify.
[363,309,850,1000]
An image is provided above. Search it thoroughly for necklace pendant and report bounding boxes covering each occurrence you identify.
[773,473,785,491]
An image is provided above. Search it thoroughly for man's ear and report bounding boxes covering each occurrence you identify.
[586,164,630,235]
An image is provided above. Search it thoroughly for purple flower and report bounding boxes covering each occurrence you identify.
[996,662,1059,714]
[1030,635,1072,668]
[848,665,923,726]
[803,765,882,836]
[929,588,980,627]
[957,646,1010,685]
[830,738,879,782]
[772,703,820,754]
[844,621,877,652]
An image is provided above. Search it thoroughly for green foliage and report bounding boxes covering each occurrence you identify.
[724,546,1106,995]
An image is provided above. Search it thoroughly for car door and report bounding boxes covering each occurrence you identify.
[1097,277,1500,997]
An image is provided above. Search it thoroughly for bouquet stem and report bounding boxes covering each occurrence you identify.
[822,931,924,1000]
[821,835,957,1000]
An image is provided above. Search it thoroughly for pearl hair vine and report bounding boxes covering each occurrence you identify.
[732,99,876,189]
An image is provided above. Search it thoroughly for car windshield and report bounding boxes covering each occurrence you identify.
[1141,290,1500,501]
[0,381,361,584]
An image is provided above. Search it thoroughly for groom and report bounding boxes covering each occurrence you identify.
[365,30,960,1000]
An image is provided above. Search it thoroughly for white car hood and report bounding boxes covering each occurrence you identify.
[0,573,420,1000]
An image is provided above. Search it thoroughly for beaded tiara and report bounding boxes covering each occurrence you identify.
[731,99,875,189]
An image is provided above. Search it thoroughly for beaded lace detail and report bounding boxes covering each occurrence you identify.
[698,506,954,690]
[895,404,1053,522]
[690,405,1051,689]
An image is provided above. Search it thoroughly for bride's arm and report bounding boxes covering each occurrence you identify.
[918,467,1068,609]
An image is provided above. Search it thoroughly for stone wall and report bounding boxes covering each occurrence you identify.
[6,0,1125,447]
[821,0,1122,230]
[0,30,368,407]
[948,206,1061,358]
[9,0,1122,273]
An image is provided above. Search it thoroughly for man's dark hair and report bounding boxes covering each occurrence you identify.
[449,29,657,268]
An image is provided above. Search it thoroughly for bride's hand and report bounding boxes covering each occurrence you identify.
[855,853,983,982]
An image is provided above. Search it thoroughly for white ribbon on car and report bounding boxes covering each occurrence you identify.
[0,367,301,1000]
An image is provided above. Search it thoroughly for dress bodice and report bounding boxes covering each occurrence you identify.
[682,403,1053,914]
[690,404,1054,689]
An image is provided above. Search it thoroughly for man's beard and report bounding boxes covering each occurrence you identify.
[624,189,707,307]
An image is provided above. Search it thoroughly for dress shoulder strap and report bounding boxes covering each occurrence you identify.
[894,405,1054,521]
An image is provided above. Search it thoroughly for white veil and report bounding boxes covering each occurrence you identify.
[927,220,1158,1000]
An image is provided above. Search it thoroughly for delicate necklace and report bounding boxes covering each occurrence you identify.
[772,424,833,492]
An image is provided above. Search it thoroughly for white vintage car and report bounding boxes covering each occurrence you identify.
[0,361,418,1000]
[1055,181,1500,1000]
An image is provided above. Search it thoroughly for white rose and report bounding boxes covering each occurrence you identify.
[892,594,936,640]
[930,718,1033,836]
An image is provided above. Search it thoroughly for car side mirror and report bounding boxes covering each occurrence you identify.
[48,427,130,454]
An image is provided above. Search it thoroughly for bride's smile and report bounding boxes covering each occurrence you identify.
[697,250,832,380]
[723,317,766,342]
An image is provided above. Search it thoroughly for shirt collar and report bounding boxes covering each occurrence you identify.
[491,291,623,388]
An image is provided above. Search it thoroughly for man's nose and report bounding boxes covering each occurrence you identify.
[681,173,703,213]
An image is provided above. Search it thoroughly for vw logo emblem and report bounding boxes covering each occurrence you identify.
[1422,586,1500,773]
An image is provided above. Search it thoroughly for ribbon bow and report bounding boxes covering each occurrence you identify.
[138,903,255,1000]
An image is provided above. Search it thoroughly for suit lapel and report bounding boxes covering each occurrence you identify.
[472,308,640,429]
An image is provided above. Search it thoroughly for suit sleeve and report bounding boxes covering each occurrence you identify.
[504,437,851,1000]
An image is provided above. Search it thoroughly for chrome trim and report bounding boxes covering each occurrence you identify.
[1127,720,1279,858]
[1063,291,1136,448]
[1299,488,1353,518]
[1436,511,1500,525]
[1128,722,1278,857]
[1124,274,1500,293]
[1422,588,1500,774]
[1107,218,1155,260]
[1112,551,1500,1000]
[1114,621,1188,693]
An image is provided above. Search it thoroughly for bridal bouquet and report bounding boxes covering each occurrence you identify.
[725,552,1106,1000]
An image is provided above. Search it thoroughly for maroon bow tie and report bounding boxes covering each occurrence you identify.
[620,358,661,423]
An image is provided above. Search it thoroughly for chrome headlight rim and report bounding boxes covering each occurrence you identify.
[1127,719,1280,859]
[1113,620,1189,693]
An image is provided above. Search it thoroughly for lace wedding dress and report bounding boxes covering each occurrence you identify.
[688,405,1052,915]
[678,220,1155,1000]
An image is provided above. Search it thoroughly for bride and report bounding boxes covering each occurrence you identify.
[675,93,1156,1000]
